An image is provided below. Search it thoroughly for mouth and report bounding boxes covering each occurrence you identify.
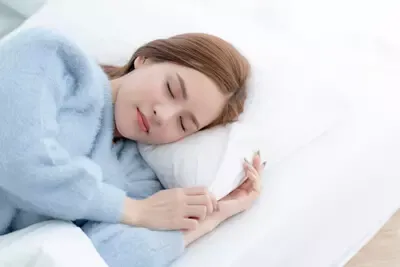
[137,108,150,133]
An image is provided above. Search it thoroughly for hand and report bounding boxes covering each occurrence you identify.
[216,151,265,221]
[122,187,217,231]
[184,151,265,246]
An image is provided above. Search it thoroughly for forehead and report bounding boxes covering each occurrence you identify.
[169,63,227,127]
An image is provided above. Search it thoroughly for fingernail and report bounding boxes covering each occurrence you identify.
[262,161,267,168]
[244,158,250,164]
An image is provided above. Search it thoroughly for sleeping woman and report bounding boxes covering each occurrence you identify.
[0,28,264,267]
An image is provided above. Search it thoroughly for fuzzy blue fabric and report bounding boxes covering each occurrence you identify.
[0,28,183,266]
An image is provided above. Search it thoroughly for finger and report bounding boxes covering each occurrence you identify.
[211,193,218,212]
[181,218,199,231]
[245,163,259,179]
[184,205,207,221]
[184,187,209,196]
[184,187,216,214]
[252,150,262,171]
[243,159,263,193]
[246,168,262,193]
[243,159,258,175]
[262,161,267,169]
[245,157,259,172]
[186,195,214,214]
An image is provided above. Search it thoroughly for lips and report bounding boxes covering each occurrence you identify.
[137,108,150,133]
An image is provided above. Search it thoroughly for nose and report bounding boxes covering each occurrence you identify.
[152,104,180,126]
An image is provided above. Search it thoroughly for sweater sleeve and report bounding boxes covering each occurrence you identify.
[111,140,163,199]
[0,28,126,223]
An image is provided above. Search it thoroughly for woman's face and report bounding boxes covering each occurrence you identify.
[113,57,227,144]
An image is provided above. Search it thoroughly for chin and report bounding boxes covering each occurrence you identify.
[115,125,133,140]
[135,140,152,145]
[136,138,159,145]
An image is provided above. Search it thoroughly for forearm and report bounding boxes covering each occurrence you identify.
[122,196,222,246]
[82,221,184,267]
[124,195,224,246]
[3,162,126,223]
[183,216,222,247]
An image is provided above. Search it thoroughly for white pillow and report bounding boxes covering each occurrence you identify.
[9,0,343,199]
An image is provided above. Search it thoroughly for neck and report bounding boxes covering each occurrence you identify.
[110,78,120,104]
[110,78,121,138]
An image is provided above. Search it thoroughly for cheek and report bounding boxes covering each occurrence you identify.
[192,102,224,128]
[151,125,185,144]
[141,81,166,103]
[174,136,184,142]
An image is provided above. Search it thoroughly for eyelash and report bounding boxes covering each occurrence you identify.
[167,82,174,98]
[167,80,185,132]
[180,116,186,132]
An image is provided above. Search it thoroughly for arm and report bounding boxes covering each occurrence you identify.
[112,140,218,232]
[184,152,264,246]
[0,28,125,223]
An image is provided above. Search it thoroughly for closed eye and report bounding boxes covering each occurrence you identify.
[180,116,186,132]
[167,81,174,98]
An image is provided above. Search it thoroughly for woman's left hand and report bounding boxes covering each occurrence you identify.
[214,151,265,222]
[184,151,265,246]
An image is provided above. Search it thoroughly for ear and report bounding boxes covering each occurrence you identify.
[133,56,145,68]
[134,56,152,69]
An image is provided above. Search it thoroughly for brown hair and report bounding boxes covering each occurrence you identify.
[102,33,250,129]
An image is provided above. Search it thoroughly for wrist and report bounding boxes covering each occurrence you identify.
[121,197,144,226]
[183,218,220,247]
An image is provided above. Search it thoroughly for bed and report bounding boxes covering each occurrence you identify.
[0,1,399,266]
[1,109,399,267]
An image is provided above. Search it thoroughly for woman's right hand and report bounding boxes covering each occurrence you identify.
[121,187,217,230]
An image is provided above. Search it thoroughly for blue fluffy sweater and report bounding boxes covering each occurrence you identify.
[0,28,150,233]
[0,28,185,267]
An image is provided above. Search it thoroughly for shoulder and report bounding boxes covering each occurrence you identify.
[1,27,75,57]
[3,27,78,49]
[0,28,81,77]
[0,28,108,105]
[1,27,98,74]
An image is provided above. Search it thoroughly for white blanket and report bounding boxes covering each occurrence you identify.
[0,221,107,267]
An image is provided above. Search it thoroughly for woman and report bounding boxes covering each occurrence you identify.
[0,28,264,266]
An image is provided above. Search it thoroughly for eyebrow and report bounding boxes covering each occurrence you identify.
[176,73,200,129]
[176,73,188,100]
